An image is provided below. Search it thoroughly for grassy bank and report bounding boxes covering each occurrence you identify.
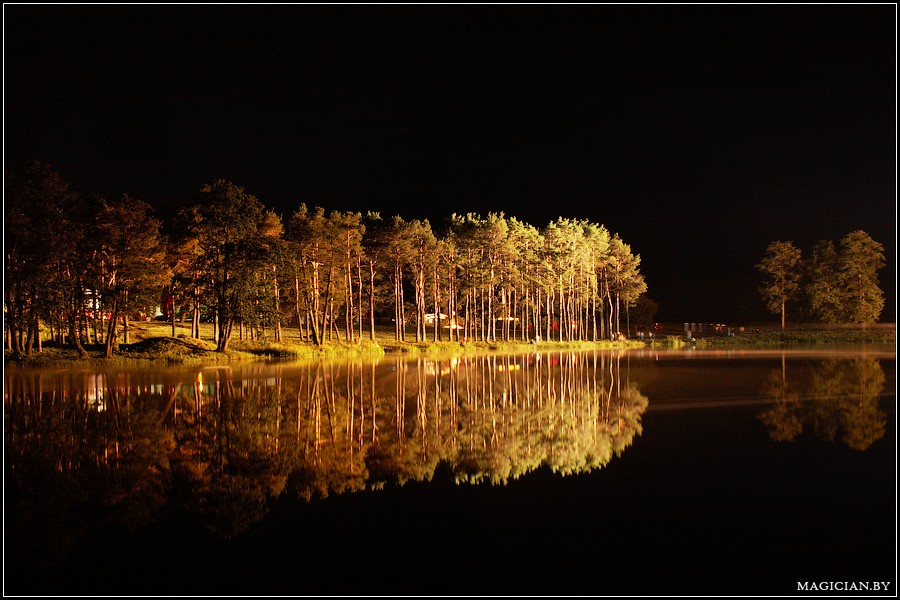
[4,320,647,367]
[650,326,896,348]
[7,321,893,366]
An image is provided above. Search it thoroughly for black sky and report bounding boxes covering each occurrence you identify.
[4,5,896,322]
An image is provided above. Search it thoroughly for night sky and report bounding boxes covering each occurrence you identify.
[4,5,896,322]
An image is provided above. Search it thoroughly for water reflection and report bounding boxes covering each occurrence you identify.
[758,357,887,450]
[5,351,646,554]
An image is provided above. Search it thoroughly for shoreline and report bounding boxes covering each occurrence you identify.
[4,326,895,368]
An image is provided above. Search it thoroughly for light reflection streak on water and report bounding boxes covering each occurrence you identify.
[644,392,896,412]
[627,347,896,361]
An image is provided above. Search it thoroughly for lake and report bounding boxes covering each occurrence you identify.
[4,346,895,596]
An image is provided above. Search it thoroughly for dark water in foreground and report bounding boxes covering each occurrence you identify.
[4,347,896,596]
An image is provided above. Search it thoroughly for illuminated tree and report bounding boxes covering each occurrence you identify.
[838,230,885,325]
[448,213,487,342]
[334,211,365,342]
[506,217,545,341]
[257,210,287,343]
[757,240,802,330]
[403,219,437,342]
[805,231,885,325]
[583,222,611,340]
[385,215,414,341]
[361,212,390,341]
[608,234,647,338]
[805,240,843,324]
[182,180,270,352]
[94,195,170,357]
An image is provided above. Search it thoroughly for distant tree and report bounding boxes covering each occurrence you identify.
[757,241,802,331]
[837,230,885,325]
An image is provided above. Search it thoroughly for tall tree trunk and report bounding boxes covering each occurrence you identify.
[273,265,282,343]
[104,298,120,358]
[433,265,441,342]
[357,258,364,342]
[607,292,614,340]
[369,261,376,341]
[464,291,470,342]
[319,267,334,344]
[448,272,456,342]
[480,286,486,342]
[557,278,564,342]
[308,308,321,346]
[70,299,89,358]
[615,290,621,337]
[346,260,353,342]
[171,289,178,337]
[216,315,234,352]
[24,314,34,357]
[545,290,551,342]
[192,293,200,339]
[393,267,399,341]
[34,316,42,353]
[399,267,406,342]
[295,273,304,339]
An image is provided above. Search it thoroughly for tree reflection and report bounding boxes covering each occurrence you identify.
[5,351,646,551]
[758,357,887,450]
[5,373,175,568]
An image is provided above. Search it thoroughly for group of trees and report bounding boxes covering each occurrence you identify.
[757,231,886,329]
[5,162,649,356]
[5,162,170,358]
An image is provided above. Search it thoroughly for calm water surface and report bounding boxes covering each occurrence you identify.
[4,347,895,595]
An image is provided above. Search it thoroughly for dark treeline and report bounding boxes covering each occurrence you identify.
[5,162,651,356]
